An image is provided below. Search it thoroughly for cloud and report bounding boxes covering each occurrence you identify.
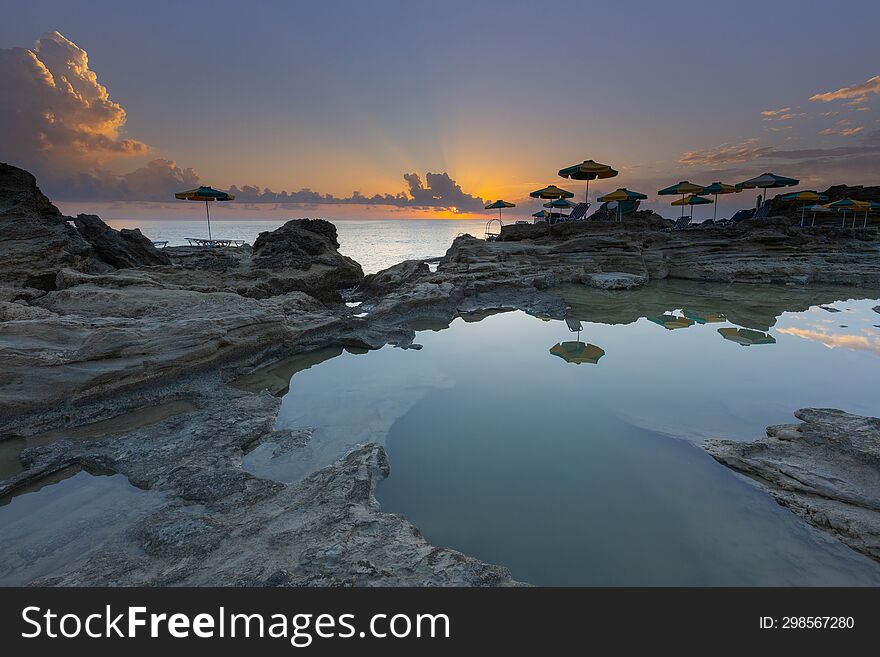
[776,327,880,356]
[679,138,776,167]
[49,161,485,211]
[810,75,880,102]
[0,31,149,174]
[819,120,865,137]
[761,107,791,119]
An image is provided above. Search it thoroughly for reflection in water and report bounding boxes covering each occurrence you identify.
[0,399,197,480]
[718,327,777,346]
[549,341,605,365]
[256,280,880,585]
[0,471,163,585]
[647,314,696,330]
[777,326,880,356]
[683,310,726,324]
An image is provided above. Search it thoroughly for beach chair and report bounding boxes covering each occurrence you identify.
[753,202,771,220]
[567,203,589,222]
[665,216,691,231]
[151,240,168,248]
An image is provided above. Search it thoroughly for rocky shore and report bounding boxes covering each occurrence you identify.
[2,161,880,585]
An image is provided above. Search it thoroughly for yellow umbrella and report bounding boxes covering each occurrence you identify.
[658,181,706,218]
[823,199,869,228]
[598,188,648,222]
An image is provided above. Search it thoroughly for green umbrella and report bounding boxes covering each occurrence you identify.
[738,173,799,210]
[597,188,648,222]
[658,181,706,217]
[702,182,741,221]
[557,159,618,204]
[530,184,575,200]
[175,186,235,241]
[544,198,577,208]
[671,194,713,221]
[824,198,869,228]
[781,191,829,226]
[484,199,516,222]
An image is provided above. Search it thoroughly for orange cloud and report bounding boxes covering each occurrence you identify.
[810,75,880,102]
[0,31,149,172]
[679,138,775,166]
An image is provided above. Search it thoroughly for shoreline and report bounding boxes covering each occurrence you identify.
[3,162,880,585]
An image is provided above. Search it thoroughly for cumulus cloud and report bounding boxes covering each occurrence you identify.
[0,31,149,173]
[679,138,776,167]
[810,75,880,102]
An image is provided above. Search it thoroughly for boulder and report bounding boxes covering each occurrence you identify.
[356,259,429,299]
[73,214,171,268]
[0,162,110,292]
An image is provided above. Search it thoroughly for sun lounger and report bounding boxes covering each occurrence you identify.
[151,240,168,248]
[567,203,589,222]
[565,317,583,333]
[753,202,771,220]
[184,237,246,248]
[664,216,691,231]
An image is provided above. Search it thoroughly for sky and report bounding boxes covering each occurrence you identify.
[1,0,879,220]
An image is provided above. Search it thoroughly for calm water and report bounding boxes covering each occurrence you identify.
[106,218,490,274]
[243,281,880,585]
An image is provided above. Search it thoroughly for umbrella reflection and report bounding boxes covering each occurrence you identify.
[646,313,696,330]
[718,327,776,346]
[682,310,726,324]
[549,341,606,365]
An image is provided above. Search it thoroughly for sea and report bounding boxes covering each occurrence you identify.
[105,218,492,274]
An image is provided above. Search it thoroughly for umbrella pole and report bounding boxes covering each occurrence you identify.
[585,179,589,205]
[801,203,805,227]
[714,194,718,221]
[205,200,212,241]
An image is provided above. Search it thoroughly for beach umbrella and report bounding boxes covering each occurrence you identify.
[532,210,550,219]
[671,194,713,220]
[702,182,741,221]
[658,181,706,217]
[865,201,880,228]
[558,159,618,204]
[530,184,575,200]
[530,185,574,228]
[484,199,516,223]
[781,190,829,226]
[543,198,577,209]
[824,198,868,228]
[597,188,648,222]
[718,327,776,346]
[549,341,605,365]
[805,204,832,227]
[174,186,235,241]
[738,173,799,209]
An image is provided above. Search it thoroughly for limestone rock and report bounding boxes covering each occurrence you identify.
[705,409,880,562]
[72,214,171,268]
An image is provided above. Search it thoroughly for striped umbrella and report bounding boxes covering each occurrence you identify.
[671,194,713,221]
[781,191,829,226]
[824,198,869,228]
[557,159,618,204]
[175,186,235,241]
[658,181,706,218]
[532,210,550,219]
[598,188,648,222]
[738,173,799,209]
[702,182,741,221]
[530,185,574,228]
[543,198,577,208]
[484,199,516,222]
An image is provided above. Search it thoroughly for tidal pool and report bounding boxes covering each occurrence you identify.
[253,281,880,585]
